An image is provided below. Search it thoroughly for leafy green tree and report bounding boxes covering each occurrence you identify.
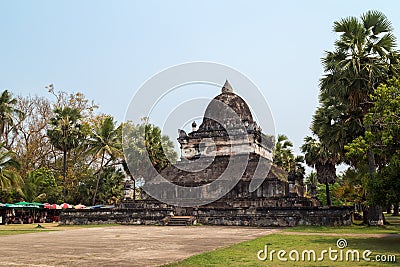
[20,167,62,203]
[0,146,22,191]
[301,136,338,206]
[96,167,124,205]
[346,79,400,215]
[87,115,122,205]
[76,167,124,205]
[47,107,84,201]
[304,171,318,197]
[122,121,178,197]
[310,10,400,222]
[274,134,294,172]
[273,134,305,178]
[0,90,24,147]
[315,10,399,167]
[316,182,345,206]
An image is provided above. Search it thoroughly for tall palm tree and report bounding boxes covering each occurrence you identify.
[273,134,294,172]
[273,134,305,180]
[0,90,24,146]
[122,121,178,200]
[87,116,122,205]
[316,10,400,174]
[301,136,338,206]
[320,10,399,111]
[305,171,318,197]
[0,147,22,190]
[47,107,83,201]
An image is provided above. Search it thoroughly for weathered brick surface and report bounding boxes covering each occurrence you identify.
[60,204,352,227]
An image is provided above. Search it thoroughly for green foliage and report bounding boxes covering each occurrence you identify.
[313,10,399,162]
[273,134,304,177]
[0,188,21,203]
[20,167,62,203]
[87,115,122,161]
[47,107,85,153]
[87,115,122,205]
[301,136,337,185]
[75,167,124,205]
[307,10,399,212]
[123,121,178,178]
[0,90,25,145]
[345,79,400,206]
[0,146,22,191]
[304,171,317,187]
[316,182,344,206]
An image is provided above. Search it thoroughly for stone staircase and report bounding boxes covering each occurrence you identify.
[167,216,194,226]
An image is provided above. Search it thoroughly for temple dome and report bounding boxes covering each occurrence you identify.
[198,80,253,131]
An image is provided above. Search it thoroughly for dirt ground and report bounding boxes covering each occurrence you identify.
[0,225,278,267]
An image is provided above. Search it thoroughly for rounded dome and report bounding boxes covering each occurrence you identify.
[197,81,253,132]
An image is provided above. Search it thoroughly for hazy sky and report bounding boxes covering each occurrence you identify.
[1,0,400,157]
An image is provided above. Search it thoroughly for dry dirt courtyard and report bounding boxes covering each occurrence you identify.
[0,225,278,266]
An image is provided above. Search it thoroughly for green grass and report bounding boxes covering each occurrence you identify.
[165,234,400,267]
[0,222,121,236]
[284,224,400,234]
[0,229,52,236]
[166,215,400,266]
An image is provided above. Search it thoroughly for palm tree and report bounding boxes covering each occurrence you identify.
[0,90,24,146]
[274,135,305,181]
[305,171,318,197]
[301,136,338,206]
[0,147,22,190]
[273,134,294,172]
[122,121,178,200]
[316,10,400,173]
[20,169,47,203]
[87,116,122,205]
[144,124,176,172]
[320,10,399,110]
[47,107,83,201]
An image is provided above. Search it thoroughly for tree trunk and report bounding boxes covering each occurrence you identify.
[325,181,332,206]
[362,204,369,225]
[132,178,136,201]
[366,148,385,224]
[92,151,105,206]
[63,149,67,202]
[367,148,376,177]
[367,205,384,226]
[393,203,399,216]
[386,204,392,214]
[311,185,317,198]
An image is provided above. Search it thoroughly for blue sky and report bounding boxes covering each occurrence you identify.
[1,0,400,157]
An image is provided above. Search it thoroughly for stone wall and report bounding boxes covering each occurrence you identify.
[59,206,352,227]
[195,206,353,227]
[60,207,173,225]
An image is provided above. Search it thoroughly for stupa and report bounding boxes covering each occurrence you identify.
[61,81,352,227]
[147,81,311,210]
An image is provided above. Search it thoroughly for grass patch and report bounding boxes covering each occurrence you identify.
[285,224,400,234]
[0,230,51,236]
[166,215,400,266]
[0,223,55,236]
[0,222,121,236]
[285,214,400,234]
[166,234,400,267]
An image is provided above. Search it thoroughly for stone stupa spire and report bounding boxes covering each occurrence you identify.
[221,80,233,93]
